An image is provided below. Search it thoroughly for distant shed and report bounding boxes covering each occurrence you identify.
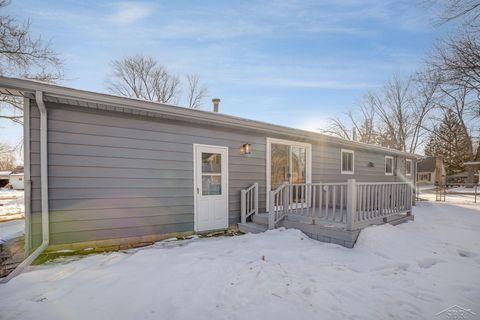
[8,173,24,190]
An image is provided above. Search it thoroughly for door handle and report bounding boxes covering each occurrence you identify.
[197,187,199,194]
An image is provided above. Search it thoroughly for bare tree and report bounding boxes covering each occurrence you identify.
[0,0,63,125]
[428,34,480,102]
[185,74,207,109]
[432,0,480,27]
[408,70,442,152]
[0,141,16,171]
[369,75,414,152]
[322,73,439,154]
[321,100,378,144]
[107,55,181,104]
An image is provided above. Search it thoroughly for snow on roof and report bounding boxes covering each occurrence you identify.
[0,171,12,177]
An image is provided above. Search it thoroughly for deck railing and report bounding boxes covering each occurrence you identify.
[268,179,412,230]
[354,182,412,229]
[240,182,259,223]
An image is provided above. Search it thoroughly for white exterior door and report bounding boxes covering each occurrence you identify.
[194,144,229,232]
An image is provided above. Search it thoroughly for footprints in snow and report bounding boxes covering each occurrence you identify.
[416,257,445,269]
[457,248,478,258]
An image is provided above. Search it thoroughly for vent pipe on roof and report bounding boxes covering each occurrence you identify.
[212,98,221,112]
[352,128,357,141]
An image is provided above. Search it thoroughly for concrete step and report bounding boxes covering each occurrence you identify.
[237,222,268,234]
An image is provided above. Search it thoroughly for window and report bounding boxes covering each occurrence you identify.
[341,149,354,174]
[406,159,412,176]
[201,152,222,195]
[385,156,394,175]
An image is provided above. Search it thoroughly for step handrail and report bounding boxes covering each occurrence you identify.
[268,182,289,229]
[241,182,259,223]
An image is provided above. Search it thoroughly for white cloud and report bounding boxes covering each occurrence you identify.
[108,2,154,25]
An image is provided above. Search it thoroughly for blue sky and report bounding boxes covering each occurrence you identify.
[2,0,448,148]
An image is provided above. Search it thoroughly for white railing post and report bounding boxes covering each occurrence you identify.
[241,189,246,223]
[346,179,356,231]
[407,183,413,214]
[268,190,275,229]
[283,185,288,216]
[254,182,259,215]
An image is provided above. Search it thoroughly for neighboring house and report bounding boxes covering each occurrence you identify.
[447,171,479,186]
[417,156,445,186]
[0,171,11,188]
[0,77,420,256]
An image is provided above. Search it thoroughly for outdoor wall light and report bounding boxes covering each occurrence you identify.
[240,143,251,155]
[368,162,375,167]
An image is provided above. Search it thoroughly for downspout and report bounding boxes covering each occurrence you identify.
[1,91,49,283]
[23,97,32,253]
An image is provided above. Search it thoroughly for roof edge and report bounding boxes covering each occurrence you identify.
[0,76,422,158]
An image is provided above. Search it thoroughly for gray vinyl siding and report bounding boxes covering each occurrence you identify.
[29,100,416,247]
[312,144,414,183]
[29,102,268,246]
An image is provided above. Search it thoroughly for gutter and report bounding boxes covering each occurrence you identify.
[1,91,49,283]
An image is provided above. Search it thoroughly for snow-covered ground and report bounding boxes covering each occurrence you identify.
[0,219,24,244]
[0,201,479,320]
[0,188,25,243]
[449,186,480,194]
[0,188,25,221]
[420,188,479,205]
[417,184,435,191]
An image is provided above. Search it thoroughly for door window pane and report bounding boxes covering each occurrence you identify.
[202,153,221,173]
[271,143,290,190]
[202,175,221,195]
[291,146,306,184]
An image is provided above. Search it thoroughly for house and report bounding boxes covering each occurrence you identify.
[417,156,445,186]
[447,170,479,186]
[0,171,11,188]
[0,77,419,265]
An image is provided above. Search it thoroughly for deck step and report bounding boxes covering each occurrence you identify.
[237,222,268,234]
[251,213,269,226]
[388,214,414,226]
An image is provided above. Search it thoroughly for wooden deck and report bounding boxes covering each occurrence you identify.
[239,180,414,248]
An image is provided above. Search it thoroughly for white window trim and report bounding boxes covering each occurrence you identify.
[385,155,394,176]
[406,159,412,176]
[266,137,312,211]
[340,149,355,175]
